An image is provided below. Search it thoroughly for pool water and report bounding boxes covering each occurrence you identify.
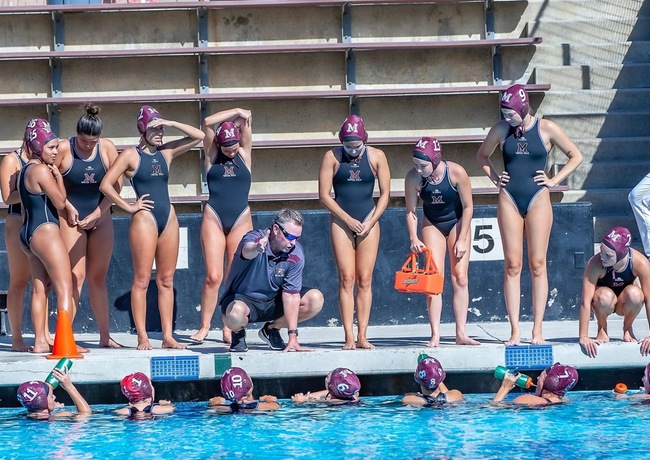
[0,391,648,459]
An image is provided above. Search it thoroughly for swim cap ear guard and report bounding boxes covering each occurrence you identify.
[602,226,632,262]
[500,84,530,138]
[339,115,368,144]
[25,118,57,158]
[137,105,162,135]
[17,381,50,412]
[500,84,530,119]
[413,357,446,391]
[215,121,242,148]
[412,137,442,171]
[542,363,578,396]
[221,367,253,403]
[120,372,154,403]
[326,368,361,400]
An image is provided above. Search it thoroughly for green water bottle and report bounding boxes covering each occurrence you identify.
[44,357,73,389]
[494,365,533,388]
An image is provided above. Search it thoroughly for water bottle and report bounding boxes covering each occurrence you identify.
[494,365,533,388]
[613,383,628,394]
[44,358,73,389]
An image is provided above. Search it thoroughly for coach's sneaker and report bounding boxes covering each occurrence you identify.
[229,329,248,352]
[258,322,286,350]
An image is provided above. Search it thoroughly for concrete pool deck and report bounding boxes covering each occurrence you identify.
[1,318,648,397]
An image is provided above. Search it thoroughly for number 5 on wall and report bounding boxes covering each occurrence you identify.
[470,218,504,261]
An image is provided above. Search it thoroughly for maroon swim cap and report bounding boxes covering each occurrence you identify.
[543,363,578,396]
[25,118,57,157]
[327,368,361,400]
[215,121,242,148]
[412,137,442,171]
[414,357,446,391]
[338,115,368,144]
[602,226,632,262]
[120,372,153,403]
[137,105,162,135]
[500,84,530,119]
[220,367,253,403]
[17,380,49,412]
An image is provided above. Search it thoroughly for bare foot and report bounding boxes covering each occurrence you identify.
[137,338,153,350]
[190,327,209,344]
[162,338,187,350]
[31,340,51,354]
[623,330,638,342]
[505,334,521,346]
[76,344,90,353]
[11,340,33,352]
[596,329,610,343]
[99,337,124,349]
[425,339,440,348]
[343,340,356,350]
[531,336,548,345]
[356,339,375,349]
[456,336,481,346]
[221,328,232,345]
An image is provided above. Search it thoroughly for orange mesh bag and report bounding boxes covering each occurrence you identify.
[394,248,443,295]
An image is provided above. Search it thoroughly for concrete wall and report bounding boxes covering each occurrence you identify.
[0,204,593,334]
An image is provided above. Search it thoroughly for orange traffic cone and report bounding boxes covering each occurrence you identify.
[46,309,83,360]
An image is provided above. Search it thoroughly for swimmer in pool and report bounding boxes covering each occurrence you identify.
[17,368,91,420]
[291,367,361,404]
[208,367,280,413]
[402,356,464,406]
[491,362,578,406]
[115,372,174,417]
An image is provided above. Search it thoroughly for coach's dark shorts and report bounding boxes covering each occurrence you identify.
[220,287,312,323]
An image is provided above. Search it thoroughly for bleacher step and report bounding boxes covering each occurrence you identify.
[539,89,650,115]
[562,188,638,215]
[530,42,650,67]
[521,0,646,22]
[543,113,650,138]
[555,137,650,163]
[536,63,650,90]
[564,160,650,190]
[594,215,639,244]
[527,18,650,44]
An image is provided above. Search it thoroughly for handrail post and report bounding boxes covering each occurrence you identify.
[49,10,64,133]
[342,2,358,114]
[485,0,502,86]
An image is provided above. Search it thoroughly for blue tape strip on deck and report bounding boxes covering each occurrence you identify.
[151,356,200,381]
[504,345,553,371]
